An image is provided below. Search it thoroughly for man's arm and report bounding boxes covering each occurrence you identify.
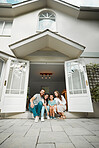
[30,96,35,108]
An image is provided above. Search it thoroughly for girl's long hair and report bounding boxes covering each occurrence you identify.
[55,91,62,101]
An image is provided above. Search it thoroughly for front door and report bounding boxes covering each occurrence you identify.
[65,59,93,112]
[0,58,5,109]
[1,57,29,113]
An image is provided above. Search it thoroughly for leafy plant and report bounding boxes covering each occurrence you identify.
[86,63,99,72]
[90,84,99,102]
[86,63,99,102]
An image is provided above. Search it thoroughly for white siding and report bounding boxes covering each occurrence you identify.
[0,8,99,57]
[10,8,99,54]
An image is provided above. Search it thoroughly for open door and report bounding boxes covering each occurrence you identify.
[65,59,93,112]
[0,58,5,109]
[1,57,29,113]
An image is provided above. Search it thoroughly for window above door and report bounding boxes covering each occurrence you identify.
[38,10,56,32]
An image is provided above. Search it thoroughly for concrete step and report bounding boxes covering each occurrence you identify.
[0,111,88,119]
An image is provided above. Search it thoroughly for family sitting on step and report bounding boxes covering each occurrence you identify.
[29,89,66,123]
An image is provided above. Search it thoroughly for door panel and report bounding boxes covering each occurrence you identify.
[2,58,29,113]
[65,59,93,112]
[0,58,5,108]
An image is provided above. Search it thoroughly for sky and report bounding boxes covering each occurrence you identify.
[0,0,99,6]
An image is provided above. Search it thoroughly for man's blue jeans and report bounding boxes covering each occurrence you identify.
[29,101,43,118]
[41,106,49,117]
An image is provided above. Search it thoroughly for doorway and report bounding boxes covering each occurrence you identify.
[28,63,66,96]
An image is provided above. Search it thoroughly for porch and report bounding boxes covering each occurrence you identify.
[0,118,99,148]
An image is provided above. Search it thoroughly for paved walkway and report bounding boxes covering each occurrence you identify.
[0,118,99,148]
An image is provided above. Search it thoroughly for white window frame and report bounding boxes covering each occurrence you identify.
[0,21,12,36]
[5,60,28,95]
[37,10,57,32]
[66,60,88,97]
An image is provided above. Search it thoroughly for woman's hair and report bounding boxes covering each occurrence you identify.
[55,91,62,101]
[44,93,49,96]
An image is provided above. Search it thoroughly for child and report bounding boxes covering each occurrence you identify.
[54,91,66,119]
[41,93,50,122]
[48,94,56,119]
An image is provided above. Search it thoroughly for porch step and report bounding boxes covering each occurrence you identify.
[0,111,33,119]
[0,111,88,119]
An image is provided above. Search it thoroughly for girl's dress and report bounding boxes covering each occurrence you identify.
[54,95,66,112]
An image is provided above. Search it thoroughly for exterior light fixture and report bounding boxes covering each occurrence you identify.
[40,73,52,80]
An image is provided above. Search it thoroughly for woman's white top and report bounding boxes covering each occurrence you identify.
[54,95,66,105]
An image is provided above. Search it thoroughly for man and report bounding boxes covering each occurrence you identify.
[29,89,45,123]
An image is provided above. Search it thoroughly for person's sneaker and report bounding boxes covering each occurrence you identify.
[50,116,52,119]
[35,116,39,123]
[53,117,56,119]
[41,117,44,122]
[46,116,50,119]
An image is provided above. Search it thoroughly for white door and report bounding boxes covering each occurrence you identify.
[0,58,5,108]
[65,59,93,112]
[1,57,29,113]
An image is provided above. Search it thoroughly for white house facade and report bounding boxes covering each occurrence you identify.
[0,0,99,114]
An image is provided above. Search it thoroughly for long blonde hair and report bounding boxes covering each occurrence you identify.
[55,91,62,101]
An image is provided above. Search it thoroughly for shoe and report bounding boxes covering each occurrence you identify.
[50,116,52,119]
[35,116,39,123]
[53,116,56,119]
[46,116,50,120]
[41,117,44,122]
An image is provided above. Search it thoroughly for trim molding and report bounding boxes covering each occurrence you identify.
[80,52,99,58]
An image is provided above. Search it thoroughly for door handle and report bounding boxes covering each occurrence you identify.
[4,80,7,86]
[86,80,88,86]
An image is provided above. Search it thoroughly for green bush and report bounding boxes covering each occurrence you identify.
[86,63,99,102]
[90,84,99,102]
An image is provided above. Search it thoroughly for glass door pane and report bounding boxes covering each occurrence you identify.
[6,60,27,94]
[67,60,87,95]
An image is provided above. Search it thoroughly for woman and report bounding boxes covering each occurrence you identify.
[54,91,66,119]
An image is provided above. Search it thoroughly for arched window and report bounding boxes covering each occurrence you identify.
[38,10,56,31]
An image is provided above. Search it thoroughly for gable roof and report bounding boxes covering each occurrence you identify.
[9,29,85,59]
[0,0,99,19]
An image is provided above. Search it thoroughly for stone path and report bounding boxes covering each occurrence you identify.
[0,118,99,148]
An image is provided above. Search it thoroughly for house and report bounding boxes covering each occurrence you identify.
[0,0,99,114]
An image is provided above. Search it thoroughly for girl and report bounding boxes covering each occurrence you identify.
[48,94,56,119]
[54,91,66,119]
[41,93,50,122]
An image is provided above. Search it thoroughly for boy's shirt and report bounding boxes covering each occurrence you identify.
[48,100,56,106]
